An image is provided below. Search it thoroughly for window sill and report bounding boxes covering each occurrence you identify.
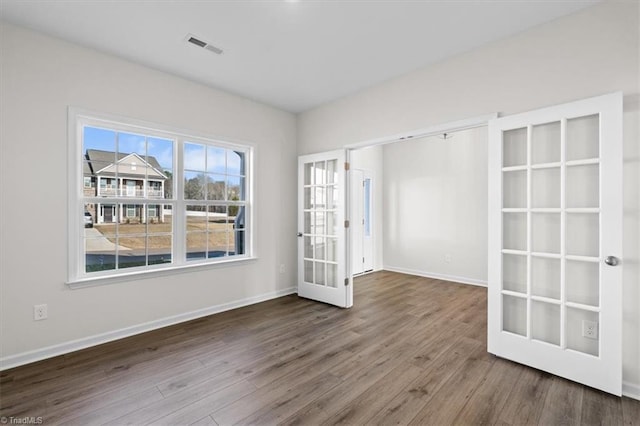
[66,256,258,289]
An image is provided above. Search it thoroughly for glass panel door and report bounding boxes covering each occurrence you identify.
[488,93,622,396]
[298,150,351,308]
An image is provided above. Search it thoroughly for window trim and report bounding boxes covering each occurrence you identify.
[67,107,256,287]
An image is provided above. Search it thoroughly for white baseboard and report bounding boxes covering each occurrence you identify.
[0,286,296,371]
[383,265,487,287]
[623,381,640,400]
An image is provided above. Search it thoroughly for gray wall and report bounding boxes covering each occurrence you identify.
[382,127,488,286]
[0,22,298,364]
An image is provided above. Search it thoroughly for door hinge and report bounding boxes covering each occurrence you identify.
[345,278,350,286]
[344,162,350,171]
[344,220,350,228]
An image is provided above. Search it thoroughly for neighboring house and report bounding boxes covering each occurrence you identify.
[83,149,168,224]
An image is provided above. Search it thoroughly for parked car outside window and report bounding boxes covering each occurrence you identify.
[84,211,93,228]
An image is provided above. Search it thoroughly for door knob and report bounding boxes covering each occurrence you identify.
[297,232,303,237]
[604,256,619,266]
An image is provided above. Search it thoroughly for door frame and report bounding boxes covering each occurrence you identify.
[341,113,497,294]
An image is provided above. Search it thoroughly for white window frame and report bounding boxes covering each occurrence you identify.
[68,108,255,287]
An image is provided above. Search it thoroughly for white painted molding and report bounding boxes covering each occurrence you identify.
[0,287,296,371]
[382,266,487,287]
[623,381,640,401]
[344,113,498,150]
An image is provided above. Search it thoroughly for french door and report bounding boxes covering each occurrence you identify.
[488,92,623,395]
[297,150,352,308]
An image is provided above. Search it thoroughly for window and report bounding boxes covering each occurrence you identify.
[69,110,253,284]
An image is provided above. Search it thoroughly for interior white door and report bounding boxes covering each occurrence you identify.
[362,172,374,272]
[351,170,374,276]
[488,92,623,395]
[351,169,364,275]
[298,150,352,308]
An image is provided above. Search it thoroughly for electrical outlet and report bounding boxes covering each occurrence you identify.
[444,254,452,264]
[582,320,598,340]
[34,304,48,321]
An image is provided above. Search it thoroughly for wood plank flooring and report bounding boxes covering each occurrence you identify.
[1,271,638,425]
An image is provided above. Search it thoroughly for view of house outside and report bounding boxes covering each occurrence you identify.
[82,126,246,273]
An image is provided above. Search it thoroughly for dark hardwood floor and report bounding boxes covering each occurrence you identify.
[1,271,638,425]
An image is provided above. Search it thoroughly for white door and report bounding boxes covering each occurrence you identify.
[351,169,364,275]
[298,150,352,308]
[362,173,374,272]
[351,170,374,275]
[488,92,623,395]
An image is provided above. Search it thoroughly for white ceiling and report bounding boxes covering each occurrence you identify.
[0,0,598,113]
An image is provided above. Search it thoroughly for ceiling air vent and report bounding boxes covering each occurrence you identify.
[185,34,223,55]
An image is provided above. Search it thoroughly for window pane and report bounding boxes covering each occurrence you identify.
[227,175,244,201]
[84,203,115,272]
[531,213,560,254]
[503,295,526,336]
[208,205,228,229]
[184,142,206,171]
[118,203,146,227]
[186,204,207,260]
[566,308,599,356]
[83,126,116,153]
[326,237,337,262]
[148,137,173,199]
[187,233,207,260]
[186,205,207,232]
[85,239,116,272]
[531,257,560,300]
[503,170,526,209]
[503,213,526,251]
[503,253,526,293]
[209,231,229,257]
[531,301,560,346]
[118,237,147,269]
[567,114,599,161]
[206,174,226,200]
[184,171,205,200]
[207,146,226,174]
[326,160,337,184]
[148,235,172,265]
[532,168,560,208]
[304,163,313,185]
[314,237,325,260]
[315,161,326,185]
[531,122,560,164]
[227,150,245,176]
[118,132,146,158]
[503,128,527,167]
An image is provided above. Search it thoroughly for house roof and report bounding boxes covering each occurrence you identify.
[84,149,167,180]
